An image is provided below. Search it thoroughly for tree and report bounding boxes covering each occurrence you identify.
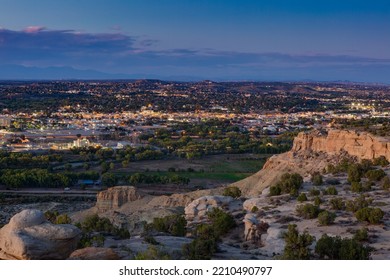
[347,164,362,183]
[355,207,384,224]
[318,211,336,226]
[207,208,236,237]
[222,186,241,198]
[315,234,371,260]
[296,203,320,219]
[100,161,109,173]
[281,224,314,260]
[146,214,187,237]
[101,173,117,187]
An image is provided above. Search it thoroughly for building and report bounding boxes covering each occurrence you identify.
[0,116,11,127]
[71,138,91,148]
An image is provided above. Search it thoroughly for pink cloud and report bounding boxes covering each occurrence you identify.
[24,26,46,33]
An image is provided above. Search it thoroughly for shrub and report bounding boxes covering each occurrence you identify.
[351,181,370,193]
[365,169,386,181]
[373,156,389,167]
[135,245,170,260]
[222,186,241,198]
[251,206,259,213]
[182,234,217,260]
[269,186,281,196]
[281,224,315,260]
[207,208,236,237]
[355,207,384,224]
[296,203,320,219]
[315,234,371,259]
[323,186,338,195]
[347,164,363,183]
[313,196,322,206]
[346,195,373,212]
[44,211,71,224]
[311,172,323,186]
[55,214,72,224]
[353,228,369,242]
[297,193,308,202]
[309,188,320,196]
[269,173,303,196]
[382,176,390,190]
[318,211,336,226]
[329,197,345,210]
[147,214,187,237]
[76,214,130,247]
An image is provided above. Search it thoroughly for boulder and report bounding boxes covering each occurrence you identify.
[68,247,120,260]
[0,209,81,260]
[96,186,145,212]
[184,195,242,222]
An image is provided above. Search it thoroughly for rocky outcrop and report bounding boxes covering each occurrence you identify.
[68,247,120,260]
[234,129,390,196]
[96,186,146,212]
[0,209,81,260]
[185,195,242,225]
[292,129,390,160]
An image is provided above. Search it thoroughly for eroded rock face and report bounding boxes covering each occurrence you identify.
[0,209,81,260]
[292,129,390,160]
[235,129,390,196]
[68,247,120,260]
[96,186,145,212]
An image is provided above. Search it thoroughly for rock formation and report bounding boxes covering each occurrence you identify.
[184,195,243,229]
[0,209,81,260]
[243,213,269,244]
[96,186,146,212]
[234,129,390,196]
[68,247,120,260]
[292,129,390,160]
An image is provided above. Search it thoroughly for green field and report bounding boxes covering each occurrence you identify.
[112,153,268,188]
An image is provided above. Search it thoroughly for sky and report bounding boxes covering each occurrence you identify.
[0,0,389,82]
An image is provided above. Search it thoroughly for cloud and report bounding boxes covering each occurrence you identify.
[0,27,389,82]
[24,26,46,33]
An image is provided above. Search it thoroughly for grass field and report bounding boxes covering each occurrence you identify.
[112,153,269,189]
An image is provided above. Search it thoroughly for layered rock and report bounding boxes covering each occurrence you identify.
[96,186,146,212]
[292,129,390,160]
[0,209,81,260]
[235,129,390,196]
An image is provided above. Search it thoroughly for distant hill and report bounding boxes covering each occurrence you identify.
[0,65,131,80]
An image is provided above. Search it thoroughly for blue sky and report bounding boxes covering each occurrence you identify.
[0,0,389,82]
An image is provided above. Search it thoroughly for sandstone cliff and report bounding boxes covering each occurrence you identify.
[292,129,390,160]
[96,186,146,212]
[234,129,390,196]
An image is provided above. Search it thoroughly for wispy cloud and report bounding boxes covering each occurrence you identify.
[0,27,389,82]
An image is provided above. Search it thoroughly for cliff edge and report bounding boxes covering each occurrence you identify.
[234,129,390,196]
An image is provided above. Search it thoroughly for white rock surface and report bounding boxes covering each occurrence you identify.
[0,209,81,260]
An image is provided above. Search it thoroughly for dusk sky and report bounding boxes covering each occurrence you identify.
[0,0,389,82]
